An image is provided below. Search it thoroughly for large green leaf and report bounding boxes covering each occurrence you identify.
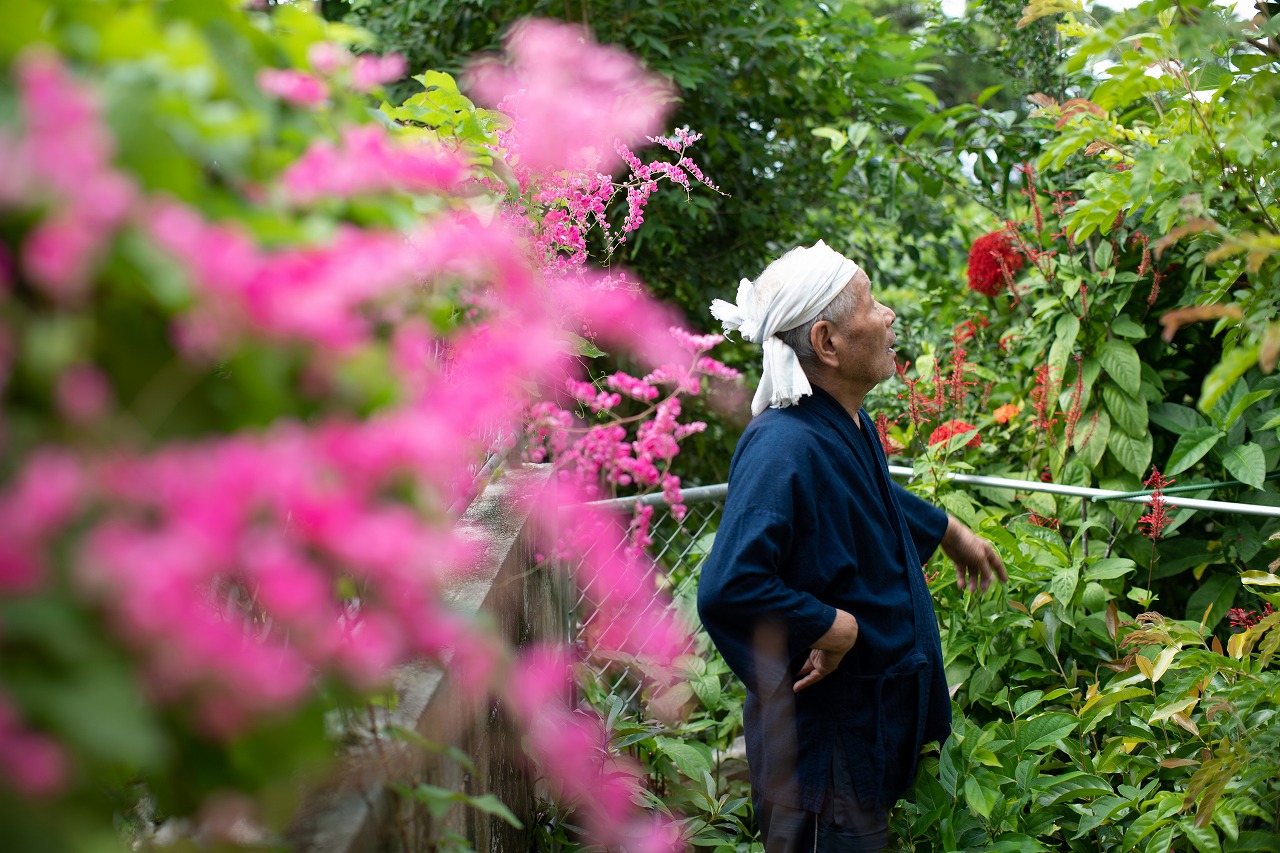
[1084,557,1136,581]
[1015,713,1079,753]
[1099,339,1141,397]
[1074,407,1111,468]
[1049,314,1081,376]
[1165,426,1224,476]
[1109,428,1153,477]
[654,736,711,780]
[1220,442,1266,488]
[1200,346,1260,414]
[1149,403,1208,435]
[963,775,1000,819]
[1102,385,1148,437]
[1050,560,1080,607]
[1185,573,1237,629]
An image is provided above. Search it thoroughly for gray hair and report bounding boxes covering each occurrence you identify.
[776,283,858,365]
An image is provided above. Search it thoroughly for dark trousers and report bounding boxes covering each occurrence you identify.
[753,743,890,853]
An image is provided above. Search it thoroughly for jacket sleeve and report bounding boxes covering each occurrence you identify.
[891,481,949,565]
[696,440,835,695]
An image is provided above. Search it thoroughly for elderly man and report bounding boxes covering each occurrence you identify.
[697,241,1006,852]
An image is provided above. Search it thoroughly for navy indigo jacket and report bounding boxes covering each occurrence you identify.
[697,388,950,811]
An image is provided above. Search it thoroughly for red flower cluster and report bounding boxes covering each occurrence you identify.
[1138,468,1175,541]
[952,316,988,344]
[928,419,981,449]
[967,230,1024,297]
[874,412,904,457]
[1228,602,1275,631]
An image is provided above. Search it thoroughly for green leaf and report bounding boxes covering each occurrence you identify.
[1085,557,1136,581]
[1199,346,1260,413]
[1165,427,1224,476]
[987,833,1051,852]
[1220,442,1266,488]
[1013,690,1045,717]
[1185,572,1237,629]
[1184,825,1222,853]
[1074,407,1111,468]
[1079,686,1151,730]
[811,126,847,151]
[1150,403,1208,435]
[1094,240,1114,269]
[654,736,711,780]
[1222,389,1272,431]
[1111,316,1148,339]
[963,775,999,819]
[1037,773,1114,805]
[569,332,606,358]
[1103,385,1148,437]
[464,793,524,828]
[1050,561,1080,607]
[1099,340,1142,396]
[1120,808,1174,851]
[1050,314,1080,376]
[1109,427,1153,478]
[1015,713,1079,753]
[1242,571,1280,587]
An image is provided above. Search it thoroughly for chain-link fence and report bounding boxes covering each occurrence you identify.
[567,484,727,708]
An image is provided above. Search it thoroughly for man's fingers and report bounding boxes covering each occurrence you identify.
[793,672,818,693]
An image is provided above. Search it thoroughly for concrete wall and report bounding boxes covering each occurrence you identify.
[288,464,560,853]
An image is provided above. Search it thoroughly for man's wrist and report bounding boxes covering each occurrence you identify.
[813,608,858,653]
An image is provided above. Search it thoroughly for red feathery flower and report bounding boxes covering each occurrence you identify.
[874,412,904,456]
[928,419,981,449]
[1138,468,1175,541]
[967,230,1025,297]
[1228,603,1275,631]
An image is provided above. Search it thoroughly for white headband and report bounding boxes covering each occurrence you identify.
[709,240,861,416]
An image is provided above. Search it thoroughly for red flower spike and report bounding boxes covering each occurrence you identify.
[1138,467,1175,541]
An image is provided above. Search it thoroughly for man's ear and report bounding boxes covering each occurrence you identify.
[810,320,840,369]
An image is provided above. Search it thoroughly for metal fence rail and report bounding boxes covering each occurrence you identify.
[565,468,1280,711]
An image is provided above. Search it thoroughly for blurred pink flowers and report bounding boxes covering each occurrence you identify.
[257,68,329,106]
[0,695,66,798]
[283,124,467,203]
[465,19,673,174]
[351,53,407,91]
[6,50,137,302]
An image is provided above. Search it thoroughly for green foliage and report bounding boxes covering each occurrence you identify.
[890,515,1280,852]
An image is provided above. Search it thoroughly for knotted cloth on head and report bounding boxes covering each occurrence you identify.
[710,240,861,416]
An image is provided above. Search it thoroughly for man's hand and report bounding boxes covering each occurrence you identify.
[794,609,857,693]
[940,514,1008,593]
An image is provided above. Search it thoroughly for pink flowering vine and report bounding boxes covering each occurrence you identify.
[0,16,730,848]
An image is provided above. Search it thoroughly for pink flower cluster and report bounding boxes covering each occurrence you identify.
[565,378,622,413]
[351,53,408,92]
[71,424,497,734]
[0,50,136,303]
[0,694,66,798]
[0,449,85,593]
[465,19,673,174]
[257,68,330,107]
[282,125,467,204]
[259,48,407,106]
[147,201,433,351]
